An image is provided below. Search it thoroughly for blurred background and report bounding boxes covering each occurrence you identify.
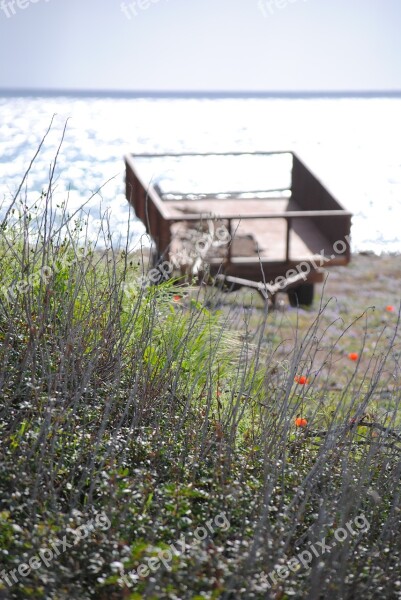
[0,0,400,251]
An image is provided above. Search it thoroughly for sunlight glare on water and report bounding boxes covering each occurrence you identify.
[0,95,400,252]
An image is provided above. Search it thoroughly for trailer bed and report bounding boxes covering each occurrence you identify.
[168,197,343,263]
[124,151,352,304]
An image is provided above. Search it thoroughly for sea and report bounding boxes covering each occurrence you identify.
[0,91,400,253]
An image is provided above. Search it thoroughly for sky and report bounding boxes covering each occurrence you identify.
[0,0,400,93]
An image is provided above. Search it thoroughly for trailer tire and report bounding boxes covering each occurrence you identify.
[288,283,314,307]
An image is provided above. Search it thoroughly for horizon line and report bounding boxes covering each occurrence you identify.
[1,88,401,99]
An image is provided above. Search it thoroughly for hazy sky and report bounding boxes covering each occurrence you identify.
[0,0,400,92]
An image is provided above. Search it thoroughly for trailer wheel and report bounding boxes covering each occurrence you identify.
[288,283,314,307]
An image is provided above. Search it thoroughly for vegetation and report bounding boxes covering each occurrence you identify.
[1,138,401,599]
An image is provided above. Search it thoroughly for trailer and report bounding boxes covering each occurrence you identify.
[124,151,352,306]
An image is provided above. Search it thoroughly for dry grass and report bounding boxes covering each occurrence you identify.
[1,132,401,599]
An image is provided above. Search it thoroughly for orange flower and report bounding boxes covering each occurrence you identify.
[172,295,181,302]
[294,375,309,385]
[386,305,395,312]
[348,352,359,361]
[295,417,308,427]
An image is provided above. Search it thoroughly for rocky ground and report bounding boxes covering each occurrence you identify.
[194,252,401,419]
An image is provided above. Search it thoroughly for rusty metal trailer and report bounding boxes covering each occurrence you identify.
[124,151,352,305]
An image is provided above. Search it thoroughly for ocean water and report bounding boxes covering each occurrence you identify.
[0,94,400,253]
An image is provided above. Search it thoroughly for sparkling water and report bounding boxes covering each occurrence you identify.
[0,94,400,252]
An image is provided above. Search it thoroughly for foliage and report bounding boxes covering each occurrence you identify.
[1,133,401,600]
